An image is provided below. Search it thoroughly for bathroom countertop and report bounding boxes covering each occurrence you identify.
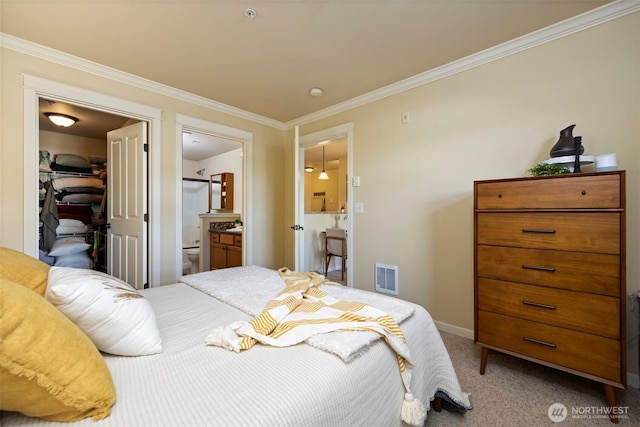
[209,228,242,235]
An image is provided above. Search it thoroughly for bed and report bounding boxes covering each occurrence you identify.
[0,253,472,427]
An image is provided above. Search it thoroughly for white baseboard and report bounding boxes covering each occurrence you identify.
[433,321,639,389]
[434,320,474,340]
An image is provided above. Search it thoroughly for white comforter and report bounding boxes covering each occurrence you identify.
[3,267,471,427]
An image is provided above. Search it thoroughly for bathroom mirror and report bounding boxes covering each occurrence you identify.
[209,172,234,211]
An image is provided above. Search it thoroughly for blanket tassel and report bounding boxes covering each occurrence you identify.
[401,393,426,426]
[205,326,224,347]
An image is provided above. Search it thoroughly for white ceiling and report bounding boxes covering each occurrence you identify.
[3,0,615,124]
[181,130,243,162]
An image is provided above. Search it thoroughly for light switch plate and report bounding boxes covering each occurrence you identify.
[352,176,361,187]
[355,202,364,213]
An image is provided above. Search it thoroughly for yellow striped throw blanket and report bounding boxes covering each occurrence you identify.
[205,267,426,425]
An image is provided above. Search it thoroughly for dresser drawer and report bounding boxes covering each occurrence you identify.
[477,311,621,382]
[477,246,620,296]
[477,212,620,254]
[477,278,620,338]
[475,174,621,210]
[234,235,242,247]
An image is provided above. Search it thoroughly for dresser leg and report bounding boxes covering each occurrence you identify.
[432,396,443,412]
[603,384,618,424]
[480,347,490,375]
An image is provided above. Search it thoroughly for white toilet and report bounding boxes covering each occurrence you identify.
[186,248,200,274]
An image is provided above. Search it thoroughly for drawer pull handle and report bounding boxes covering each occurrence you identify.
[522,264,556,272]
[522,228,556,234]
[523,337,556,348]
[522,300,556,310]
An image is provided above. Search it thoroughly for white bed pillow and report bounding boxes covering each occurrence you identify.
[45,267,163,356]
[56,219,88,236]
[48,237,90,257]
[53,253,93,269]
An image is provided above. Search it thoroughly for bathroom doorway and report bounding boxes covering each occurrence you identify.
[180,129,244,276]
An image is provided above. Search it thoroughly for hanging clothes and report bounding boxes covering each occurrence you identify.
[40,181,59,252]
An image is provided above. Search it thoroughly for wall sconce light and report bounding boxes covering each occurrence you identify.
[45,113,78,127]
[304,166,314,173]
[196,168,205,176]
[318,146,329,180]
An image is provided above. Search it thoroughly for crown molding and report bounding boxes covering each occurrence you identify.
[0,32,285,131]
[287,0,640,128]
[2,0,638,131]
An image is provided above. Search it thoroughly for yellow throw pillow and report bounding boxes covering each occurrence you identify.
[0,247,50,296]
[0,278,116,421]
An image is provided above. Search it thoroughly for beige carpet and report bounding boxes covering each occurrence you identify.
[426,332,639,426]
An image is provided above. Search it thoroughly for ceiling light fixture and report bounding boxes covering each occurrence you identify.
[318,146,329,180]
[244,8,257,19]
[309,87,323,97]
[304,166,314,173]
[45,113,78,127]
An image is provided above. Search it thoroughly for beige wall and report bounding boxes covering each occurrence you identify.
[0,48,288,284]
[1,12,638,380]
[294,12,639,377]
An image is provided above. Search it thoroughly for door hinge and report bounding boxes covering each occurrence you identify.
[144,213,148,222]
[290,224,304,231]
[144,143,149,152]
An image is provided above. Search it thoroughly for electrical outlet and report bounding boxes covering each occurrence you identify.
[354,202,364,213]
[402,111,410,124]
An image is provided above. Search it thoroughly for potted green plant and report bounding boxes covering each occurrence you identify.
[527,163,571,177]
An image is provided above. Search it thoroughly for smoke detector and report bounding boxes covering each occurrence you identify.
[244,8,257,19]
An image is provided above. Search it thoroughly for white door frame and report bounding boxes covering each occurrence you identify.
[22,75,162,286]
[298,123,354,286]
[175,114,253,282]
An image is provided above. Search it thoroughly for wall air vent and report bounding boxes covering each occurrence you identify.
[375,263,398,295]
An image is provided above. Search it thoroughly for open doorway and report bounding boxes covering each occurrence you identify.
[23,74,162,287]
[296,123,354,287]
[302,138,348,284]
[181,130,242,276]
[175,113,253,282]
[37,98,149,288]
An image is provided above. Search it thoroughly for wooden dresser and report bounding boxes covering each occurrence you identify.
[474,171,626,420]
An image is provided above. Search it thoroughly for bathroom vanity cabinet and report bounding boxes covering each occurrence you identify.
[210,230,242,269]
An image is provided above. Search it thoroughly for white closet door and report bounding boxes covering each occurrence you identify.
[107,122,148,289]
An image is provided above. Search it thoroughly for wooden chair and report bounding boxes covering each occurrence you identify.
[325,228,347,280]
